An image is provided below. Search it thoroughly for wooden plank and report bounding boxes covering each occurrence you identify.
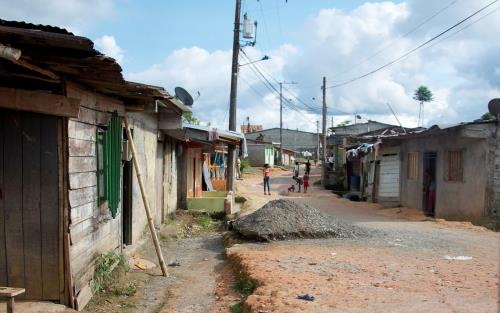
[68,139,95,157]
[40,115,60,300]
[0,287,25,297]
[0,25,93,51]
[68,157,96,174]
[4,112,25,290]
[21,114,43,299]
[0,114,5,286]
[68,120,96,141]
[74,284,93,311]
[65,81,125,114]
[69,172,97,190]
[0,87,80,118]
[70,202,96,226]
[68,187,96,208]
[71,107,111,126]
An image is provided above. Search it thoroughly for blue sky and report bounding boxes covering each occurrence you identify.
[2,0,499,131]
[84,0,386,72]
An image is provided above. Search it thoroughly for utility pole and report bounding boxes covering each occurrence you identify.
[227,0,241,192]
[279,82,283,166]
[316,120,320,164]
[279,81,296,166]
[321,76,327,187]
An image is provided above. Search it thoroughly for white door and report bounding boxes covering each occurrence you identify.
[378,154,400,198]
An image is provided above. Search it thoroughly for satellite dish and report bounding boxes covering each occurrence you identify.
[174,87,194,107]
[488,98,500,116]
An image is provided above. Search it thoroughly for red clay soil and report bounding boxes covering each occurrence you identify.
[229,166,500,313]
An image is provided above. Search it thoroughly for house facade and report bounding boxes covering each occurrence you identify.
[0,21,188,309]
[391,122,499,228]
[245,128,318,159]
[246,139,276,167]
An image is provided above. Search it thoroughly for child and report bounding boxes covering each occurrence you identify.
[263,164,271,195]
[303,173,310,193]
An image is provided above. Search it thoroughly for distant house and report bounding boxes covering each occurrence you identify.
[0,21,189,309]
[387,121,500,229]
[330,121,396,136]
[241,124,263,133]
[166,124,244,212]
[246,139,276,167]
[245,128,319,159]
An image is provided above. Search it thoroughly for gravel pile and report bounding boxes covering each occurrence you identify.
[232,199,370,241]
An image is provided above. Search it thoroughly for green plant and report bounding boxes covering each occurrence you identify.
[111,282,136,296]
[230,301,244,313]
[234,276,255,296]
[196,215,213,230]
[240,159,251,172]
[93,251,126,293]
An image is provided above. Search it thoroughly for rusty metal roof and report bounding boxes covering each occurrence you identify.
[0,19,188,112]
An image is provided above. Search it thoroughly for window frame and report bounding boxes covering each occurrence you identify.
[407,152,418,180]
[445,149,464,182]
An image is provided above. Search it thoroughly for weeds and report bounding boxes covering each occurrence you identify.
[234,276,255,296]
[92,251,127,294]
[230,301,244,313]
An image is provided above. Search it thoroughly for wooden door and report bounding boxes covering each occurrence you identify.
[186,148,202,198]
[0,110,62,300]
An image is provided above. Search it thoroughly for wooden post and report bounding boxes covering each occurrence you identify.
[123,115,168,276]
[7,298,14,313]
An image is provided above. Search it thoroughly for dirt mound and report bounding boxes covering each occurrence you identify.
[231,199,369,241]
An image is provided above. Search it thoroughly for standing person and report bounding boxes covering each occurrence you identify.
[293,161,300,178]
[263,163,271,195]
[305,160,311,175]
[303,172,310,193]
[236,157,242,179]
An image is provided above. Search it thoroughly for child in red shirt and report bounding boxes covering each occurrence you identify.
[263,164,271,195]
[303,173,310,193]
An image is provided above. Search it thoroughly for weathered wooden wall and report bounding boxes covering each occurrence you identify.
[163,137,178,215]
[66,83,122,309]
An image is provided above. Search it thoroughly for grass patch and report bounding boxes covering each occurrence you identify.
[234,276,255,296]
[230,301,244,313]
[92,251,128,294]
[110,282,137,296]
[196,215,213,230]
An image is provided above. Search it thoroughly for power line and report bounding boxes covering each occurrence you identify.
[331,0,458,81]
[326,0,499,89]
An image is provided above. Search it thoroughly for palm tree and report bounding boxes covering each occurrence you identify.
[413,86,433,127]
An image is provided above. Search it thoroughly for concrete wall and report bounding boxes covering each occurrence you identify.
[163,137,178,216]
[127,112,161,242]
[247,144,266,166]
[484,123,500,229]
[399,130,488,225]
[245,128,317,155]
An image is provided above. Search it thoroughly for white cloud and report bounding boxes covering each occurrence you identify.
[129,0,500,131]
[0,0,114,32]
[95,35,125,63]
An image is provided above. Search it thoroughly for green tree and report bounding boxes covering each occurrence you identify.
[182,112,201,125]
[481,112,495,120]
[337,120,351,127]
[413,86,433,127]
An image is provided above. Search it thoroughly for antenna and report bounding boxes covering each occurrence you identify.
[174,87,194,107]
[488,98,500,119]
[386,103,407,134]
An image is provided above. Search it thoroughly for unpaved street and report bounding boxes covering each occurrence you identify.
[228,166,500,313]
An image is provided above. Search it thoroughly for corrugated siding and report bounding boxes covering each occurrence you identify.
[379,155,400,197]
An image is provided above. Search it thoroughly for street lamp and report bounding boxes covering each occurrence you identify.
[239,55,270,67]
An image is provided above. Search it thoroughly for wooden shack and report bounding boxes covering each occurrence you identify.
[0,20,189,309]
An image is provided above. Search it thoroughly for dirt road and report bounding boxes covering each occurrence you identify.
[229,165,500,313]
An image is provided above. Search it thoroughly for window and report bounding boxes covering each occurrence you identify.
[446,150,463,182]
[407,152,418,180]
[96,112,122,218]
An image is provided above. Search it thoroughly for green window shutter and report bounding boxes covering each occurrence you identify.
[96,112,122,218]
